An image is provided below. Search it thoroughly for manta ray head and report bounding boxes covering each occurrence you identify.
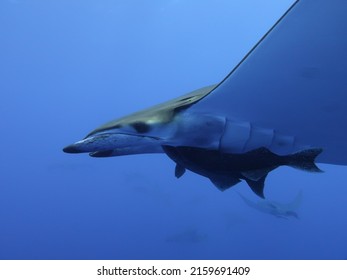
[62,111,174,157]
[63,85,219,157]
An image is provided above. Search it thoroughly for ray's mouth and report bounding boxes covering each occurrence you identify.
[63,132,162,154]
[63,144,81,154]
[88,150,114,157]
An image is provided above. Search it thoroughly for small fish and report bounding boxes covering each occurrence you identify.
[162,146,321,198]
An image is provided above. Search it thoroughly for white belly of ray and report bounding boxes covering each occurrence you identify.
[168,113,225,149]
[221,118,299,155]
[71,112,304,157]
[172,112,303,155]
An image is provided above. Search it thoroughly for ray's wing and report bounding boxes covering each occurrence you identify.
[190,0,347,165]
[282,190,303,211]
[236,192,274,214]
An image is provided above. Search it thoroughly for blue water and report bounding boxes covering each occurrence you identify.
[1,0,347,260]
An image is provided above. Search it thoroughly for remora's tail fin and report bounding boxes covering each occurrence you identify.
[287,148,323,173]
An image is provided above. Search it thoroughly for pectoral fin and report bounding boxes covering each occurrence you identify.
[175,164,186,178]
[244,175,267,199]
[241,167,276,181]
[209,176,241,191]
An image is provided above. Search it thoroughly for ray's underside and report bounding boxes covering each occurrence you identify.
[63,0,347,197]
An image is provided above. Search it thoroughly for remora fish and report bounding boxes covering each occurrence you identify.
[162,146,321,198]
[63,0,347,197]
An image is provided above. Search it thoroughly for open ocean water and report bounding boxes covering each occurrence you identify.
[1,0,347,260]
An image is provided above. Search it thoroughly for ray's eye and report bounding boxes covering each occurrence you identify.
[131,121,151,133]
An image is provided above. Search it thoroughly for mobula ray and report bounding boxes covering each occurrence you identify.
[63,0,347,198]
